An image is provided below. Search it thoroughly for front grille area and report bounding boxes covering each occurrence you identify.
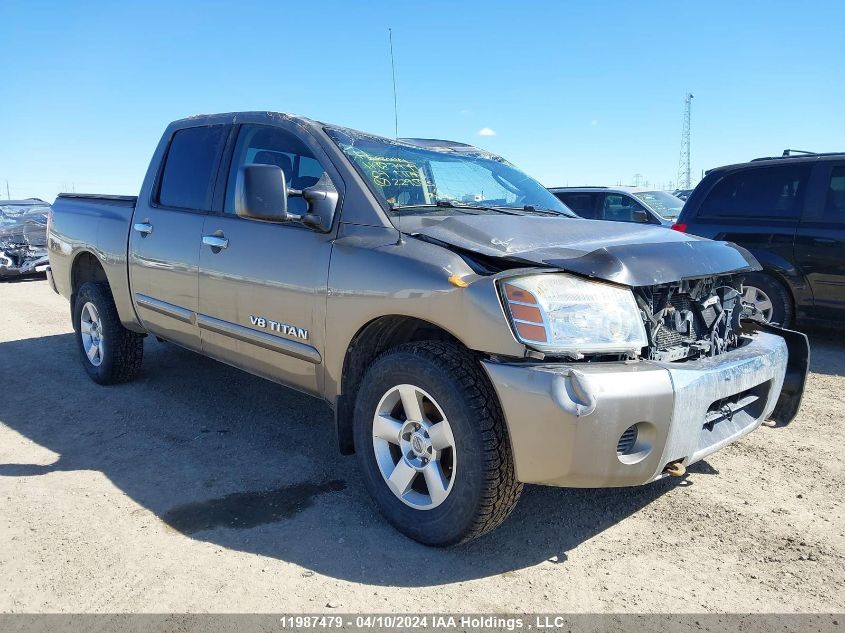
[652,292,701,349]
[637,277,743,362]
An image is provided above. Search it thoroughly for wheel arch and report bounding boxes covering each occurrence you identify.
[69,250,108,320]
[335,314,469,454]
[743,249,810,310]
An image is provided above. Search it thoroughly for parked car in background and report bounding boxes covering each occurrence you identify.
[549,186,684,226]
[0,198,50,279]
[673,188,694,201]
[674,151,845,326]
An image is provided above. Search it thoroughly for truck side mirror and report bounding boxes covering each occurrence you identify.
[300,173,339,232]
[235,164,290,222]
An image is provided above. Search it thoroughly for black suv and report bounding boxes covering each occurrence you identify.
[674,151,845,326]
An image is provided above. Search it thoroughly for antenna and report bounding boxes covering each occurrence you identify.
[387,27,404,246]
[677,93,694,189]
[389,28,399,139]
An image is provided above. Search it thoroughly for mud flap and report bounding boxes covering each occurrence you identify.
[748,323,810,426]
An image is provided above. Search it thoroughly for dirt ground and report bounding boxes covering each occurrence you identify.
[1,278,843,613]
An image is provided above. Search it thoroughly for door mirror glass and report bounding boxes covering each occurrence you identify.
[235,164,290,222]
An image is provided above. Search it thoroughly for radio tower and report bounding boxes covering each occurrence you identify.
[677,93,694,189]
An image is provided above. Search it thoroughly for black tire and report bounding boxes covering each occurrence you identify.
[73,281,144,384]
[353,341,522,546]
[742,272,793,327]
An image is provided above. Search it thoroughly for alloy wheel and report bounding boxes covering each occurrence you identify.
[79,301,104,367]
[741,285,774,322]
[371,384,457,510]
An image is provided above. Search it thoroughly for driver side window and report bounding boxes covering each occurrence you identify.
[224,125,328,216]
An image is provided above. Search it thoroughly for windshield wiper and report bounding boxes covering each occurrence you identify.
[392,200,522,215]
[487,205,576,217]
[392,201,575,218]
[391,200,478,214]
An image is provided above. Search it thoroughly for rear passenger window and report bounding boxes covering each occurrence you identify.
[699,165,810,219]
[157,125,229,211]
[825,166,845,221]
[556,193,597,219]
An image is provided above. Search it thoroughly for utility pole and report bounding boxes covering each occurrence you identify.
[5,180,10,200]
[677,93,694,189]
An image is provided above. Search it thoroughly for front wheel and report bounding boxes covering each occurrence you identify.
[73,281,144,384]
[353,341,522,546]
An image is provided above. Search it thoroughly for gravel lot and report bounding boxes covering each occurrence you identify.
[1,278,843,613]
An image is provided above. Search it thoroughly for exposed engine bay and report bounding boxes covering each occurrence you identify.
[635,276,745,362]
[0,200,50,278]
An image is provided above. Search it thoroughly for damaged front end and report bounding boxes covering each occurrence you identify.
[0,201,50,278]
[636,275,745,362]
[633,275,809,425]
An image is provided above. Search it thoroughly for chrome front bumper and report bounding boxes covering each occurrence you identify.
[483,331,792,488]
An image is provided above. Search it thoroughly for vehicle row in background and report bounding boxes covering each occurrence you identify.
[0,198,50,279]
[674,151,845,326]
[549,186,684,226]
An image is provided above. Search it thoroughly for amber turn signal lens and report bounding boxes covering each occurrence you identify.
[509,303,543,323]
[515,321,547,342]
[448,274,469,288]
[504,283,537,304]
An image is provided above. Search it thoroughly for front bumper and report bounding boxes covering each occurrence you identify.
[45,265,58,293]
[482,330,801,488]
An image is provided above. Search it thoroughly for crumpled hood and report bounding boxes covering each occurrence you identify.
[412,215,760,286]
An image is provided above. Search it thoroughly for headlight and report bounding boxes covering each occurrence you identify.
[500,273,647,355]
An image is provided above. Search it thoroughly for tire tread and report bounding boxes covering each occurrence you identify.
[75,281,143,384]
[370,341,522,545]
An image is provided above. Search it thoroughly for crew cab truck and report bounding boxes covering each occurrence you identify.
[47,112,809,546]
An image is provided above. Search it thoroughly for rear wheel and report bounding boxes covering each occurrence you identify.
[73,282,144,384]
[353,341,522,546]
[740,272,793,326]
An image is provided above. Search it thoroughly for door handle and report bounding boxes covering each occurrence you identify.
[133,222,153,235]
[812,237,837,246]
[202,235,229,250]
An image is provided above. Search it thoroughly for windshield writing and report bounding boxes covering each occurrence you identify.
[326,127,570,217]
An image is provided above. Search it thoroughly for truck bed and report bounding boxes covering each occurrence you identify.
[49,193,141,332]
[56,193,138,206]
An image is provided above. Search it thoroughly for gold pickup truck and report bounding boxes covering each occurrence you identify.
[47,112,809,546]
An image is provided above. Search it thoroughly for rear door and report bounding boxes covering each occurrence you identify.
[197,123,338,396]
[553,192,601,219]
[794,162,845,320]
[129,124,230,350]
[686,163,811,277]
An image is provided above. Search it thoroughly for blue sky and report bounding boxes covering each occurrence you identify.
[1,0,843,201]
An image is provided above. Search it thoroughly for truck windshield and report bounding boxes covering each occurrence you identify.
[325,127,572,218]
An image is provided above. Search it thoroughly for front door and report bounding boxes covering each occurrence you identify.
[129,124,230,350]
[795,163,845,320]
[197,123,336,396]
